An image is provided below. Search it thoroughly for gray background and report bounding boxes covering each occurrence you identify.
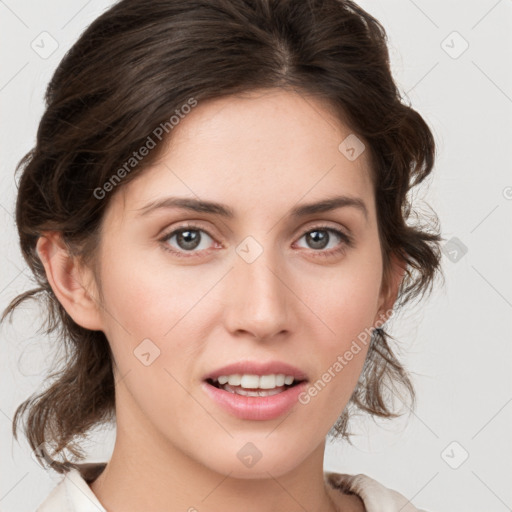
[1,1,511,511]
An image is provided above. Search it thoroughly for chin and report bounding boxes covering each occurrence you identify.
[190,435,314,480]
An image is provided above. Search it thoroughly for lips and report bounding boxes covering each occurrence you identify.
[201,378,309,420]
[201,360,309,420]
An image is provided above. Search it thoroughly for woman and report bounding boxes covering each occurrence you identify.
[2,0,443,510]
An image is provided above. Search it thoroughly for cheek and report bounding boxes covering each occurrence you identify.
[96,246,216,389]
[295,251,382,406]
[304,255,382,343]
[96,253,201,413]
[97,242,204,338]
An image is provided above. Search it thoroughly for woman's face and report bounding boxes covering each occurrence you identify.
[92,88,395,478]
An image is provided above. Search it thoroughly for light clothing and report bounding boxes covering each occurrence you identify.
[36,462,430,511]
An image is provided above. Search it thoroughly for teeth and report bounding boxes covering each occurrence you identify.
[213,373,298,389]
[228,375,241,386]
[259,375,276,389]
[217,376,229,385]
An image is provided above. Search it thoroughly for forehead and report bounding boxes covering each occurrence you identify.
[114,89,374,222]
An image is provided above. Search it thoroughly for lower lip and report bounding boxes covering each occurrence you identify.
[201,380,308,421]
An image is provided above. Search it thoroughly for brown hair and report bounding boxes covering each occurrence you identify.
[2,0,443,473]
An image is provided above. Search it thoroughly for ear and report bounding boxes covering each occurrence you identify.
[36,232,104,331]
[374,251,407,327]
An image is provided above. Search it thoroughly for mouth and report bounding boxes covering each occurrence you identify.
[202,368,309,420]
[201,361,309,420]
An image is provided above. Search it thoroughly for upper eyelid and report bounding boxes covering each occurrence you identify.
[160,220,350,235]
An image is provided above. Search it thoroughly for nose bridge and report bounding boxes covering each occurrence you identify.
[226,234,292,338]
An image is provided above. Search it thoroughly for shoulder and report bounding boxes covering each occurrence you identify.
[325,471,432,512]
[36,463,107,512]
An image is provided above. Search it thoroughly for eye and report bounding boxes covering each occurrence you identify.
[159,224,218,257]
[294,225,353,257]
[159,223,354,259]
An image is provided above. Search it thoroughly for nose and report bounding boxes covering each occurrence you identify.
[223,244,295,341]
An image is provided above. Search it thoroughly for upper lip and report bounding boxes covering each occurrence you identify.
[203,361,308,381]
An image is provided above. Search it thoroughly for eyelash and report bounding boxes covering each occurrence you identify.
[158,223,354,259]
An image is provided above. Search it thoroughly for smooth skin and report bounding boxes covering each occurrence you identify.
[37,88,405,512]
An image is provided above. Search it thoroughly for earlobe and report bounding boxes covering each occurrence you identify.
[374,252,407,327]
[36,232,104,331]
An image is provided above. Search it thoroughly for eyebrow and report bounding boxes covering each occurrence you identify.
[136,194,368,222]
